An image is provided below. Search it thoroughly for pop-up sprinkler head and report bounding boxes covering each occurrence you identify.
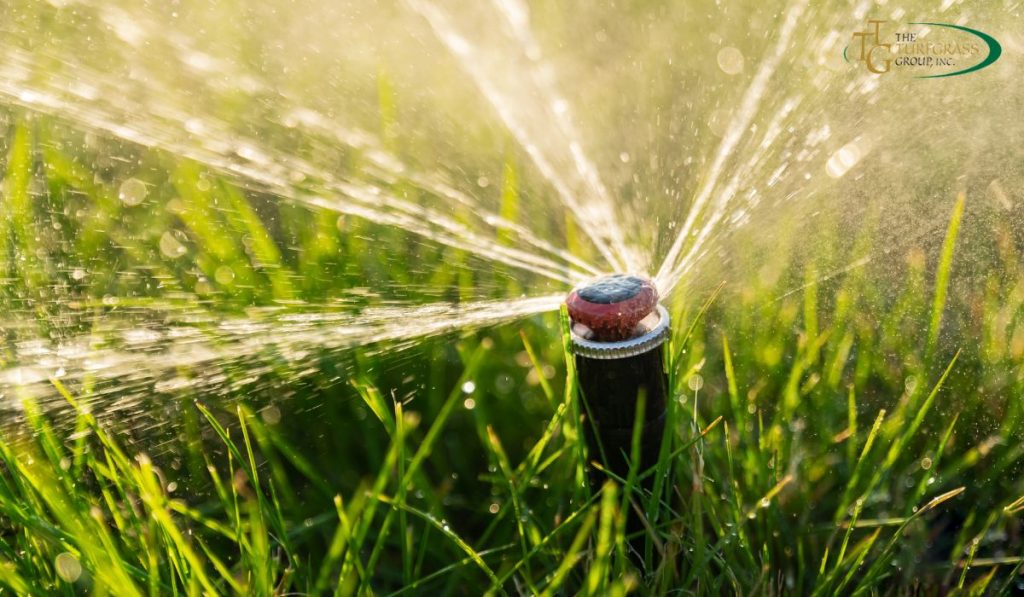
[565,274,670,495]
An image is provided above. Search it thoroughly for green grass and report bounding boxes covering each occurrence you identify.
[1,101,1024,597]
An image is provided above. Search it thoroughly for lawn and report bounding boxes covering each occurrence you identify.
[1,0,1024,595]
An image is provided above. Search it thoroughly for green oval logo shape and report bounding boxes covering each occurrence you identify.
[907,22,1002,78]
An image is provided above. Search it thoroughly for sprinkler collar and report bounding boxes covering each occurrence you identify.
[568,304,670,359]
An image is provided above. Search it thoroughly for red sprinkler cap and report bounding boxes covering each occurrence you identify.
[566,274,658,341]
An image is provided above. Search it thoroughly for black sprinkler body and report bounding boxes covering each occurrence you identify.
[565,274,670,493]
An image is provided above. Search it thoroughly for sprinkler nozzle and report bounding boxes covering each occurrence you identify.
[566,274,658,341]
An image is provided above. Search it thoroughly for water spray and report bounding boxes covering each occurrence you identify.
[564,274,669,497]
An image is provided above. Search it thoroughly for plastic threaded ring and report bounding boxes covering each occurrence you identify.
[568,304,670,359]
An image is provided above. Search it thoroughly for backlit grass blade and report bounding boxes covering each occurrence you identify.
[926,192,966,362]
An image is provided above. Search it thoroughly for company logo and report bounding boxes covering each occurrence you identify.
[844,19,1001,78]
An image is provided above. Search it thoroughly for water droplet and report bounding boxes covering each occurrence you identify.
[159,230,187,258]
[214,265,235,285]
[262,405,282,425]
[463,397,476,410]
[717,47,745,75]
[826,139,870,179]
[118,178,148,206]
[194,278,214,295]
[55,552,82,583]
[461,381,476,394]
[708,108,731,137]
[688,374,704,391]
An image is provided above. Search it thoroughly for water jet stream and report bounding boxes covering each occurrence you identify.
[407,0,643,273]
[655,0,807,294]
[0,45,588,286]
[659,93,804,293]
[2,294,564,418]
[287,109,603,277]
[52,0,605,279]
